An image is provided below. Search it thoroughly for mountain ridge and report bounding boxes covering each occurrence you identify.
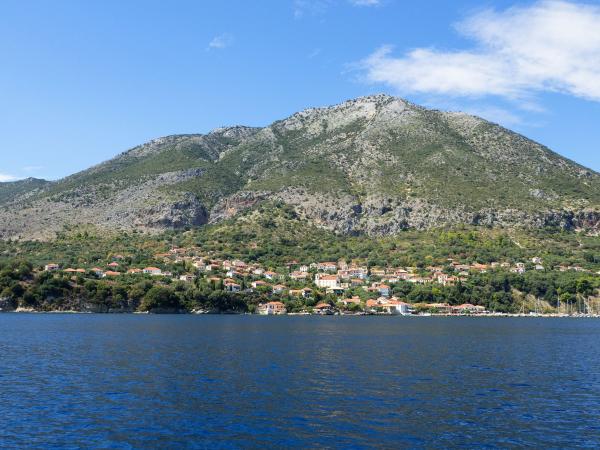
[1,94,599,240]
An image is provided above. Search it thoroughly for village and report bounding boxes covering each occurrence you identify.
[41,245,600,316]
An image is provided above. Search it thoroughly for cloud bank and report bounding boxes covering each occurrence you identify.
[361,1,600,102]
[0,173,18,182]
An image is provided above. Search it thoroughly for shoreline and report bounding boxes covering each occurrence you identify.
[2,310,600,318]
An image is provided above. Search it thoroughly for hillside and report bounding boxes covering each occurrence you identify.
[1,94,599,240]
[0,178,50,205]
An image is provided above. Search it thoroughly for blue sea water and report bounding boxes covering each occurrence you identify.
[1,315,600,449]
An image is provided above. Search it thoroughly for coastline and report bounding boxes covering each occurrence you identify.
[3,309,600,318]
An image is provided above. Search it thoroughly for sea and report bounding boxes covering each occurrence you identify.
[1,314,599,449]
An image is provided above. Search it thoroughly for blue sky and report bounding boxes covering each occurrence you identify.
[1,0,599,181]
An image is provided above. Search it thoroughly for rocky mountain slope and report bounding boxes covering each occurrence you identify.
[1,94,599,240]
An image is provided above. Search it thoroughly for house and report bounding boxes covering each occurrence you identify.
[232,259,247,269]
[471,263,489,273]
[365,297,404,314]
[326,287,345,296]
[272,284,287,294]
[290,271,308,280]
[377,284,390,297]
[289,288,312,298]
[264,271,278,280]
[179,274,196,282]
[348,267,368,279]
[225,281,241,293]
[370,268,386,277]
[127,268,142,274]
[317,262,337,272]
[103,271,121,277]
[426,303,453,314]
[384,299,411,315]
[315,274,339,289]
[44,263,60,272]
[314,302,334,315]
[107,262,120,269]
[366,299,379,309]
[257,301,287,315]
[339,296,362,307]
[251,280,269,289]
[299,265,309,273]
[453,304,486,314]
[350,278,364,286]
[91,268,105,277]
[253,268,265,276]
[436,273,459,286]
[143,267,163,276]
[531,257,543,264]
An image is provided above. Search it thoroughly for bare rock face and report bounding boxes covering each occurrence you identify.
[1,95,599,240]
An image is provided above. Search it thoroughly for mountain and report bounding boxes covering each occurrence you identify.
[0,178,50,205]
[1,94,599,240]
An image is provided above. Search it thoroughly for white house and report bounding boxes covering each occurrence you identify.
[315,274,339,289]
[257,301,287,315]
[143,267,163,276]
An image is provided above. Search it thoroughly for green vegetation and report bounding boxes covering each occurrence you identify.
[0,203,598,314]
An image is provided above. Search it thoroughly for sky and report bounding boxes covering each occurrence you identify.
[1,0,600,182]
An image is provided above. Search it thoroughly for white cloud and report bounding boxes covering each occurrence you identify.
[360,1,600,102]
[0,173,18,182]
[208,33,234,50]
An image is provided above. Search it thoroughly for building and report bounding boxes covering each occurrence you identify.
[272,284,287,294]
[143,267,163,276]
[384,299,411,315]
[314,302,334,315]
[315,274,339,289]
[339,296,362,307]
[179,274,196,282]
[103,271,121,277]
[225,282,241,293]
[317,262,337,272]
[453,304,486,314]
[44,263,60,272]
[257,301,287,315]
[377,284,390,297]
[289,288,313,298]
[290,271,308,280]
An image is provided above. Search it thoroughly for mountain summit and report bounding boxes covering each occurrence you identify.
[1,95,599,240]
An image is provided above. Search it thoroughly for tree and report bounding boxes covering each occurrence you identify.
[140,286,181,312]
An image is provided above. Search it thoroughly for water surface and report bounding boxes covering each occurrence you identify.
[1,315,599,448]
